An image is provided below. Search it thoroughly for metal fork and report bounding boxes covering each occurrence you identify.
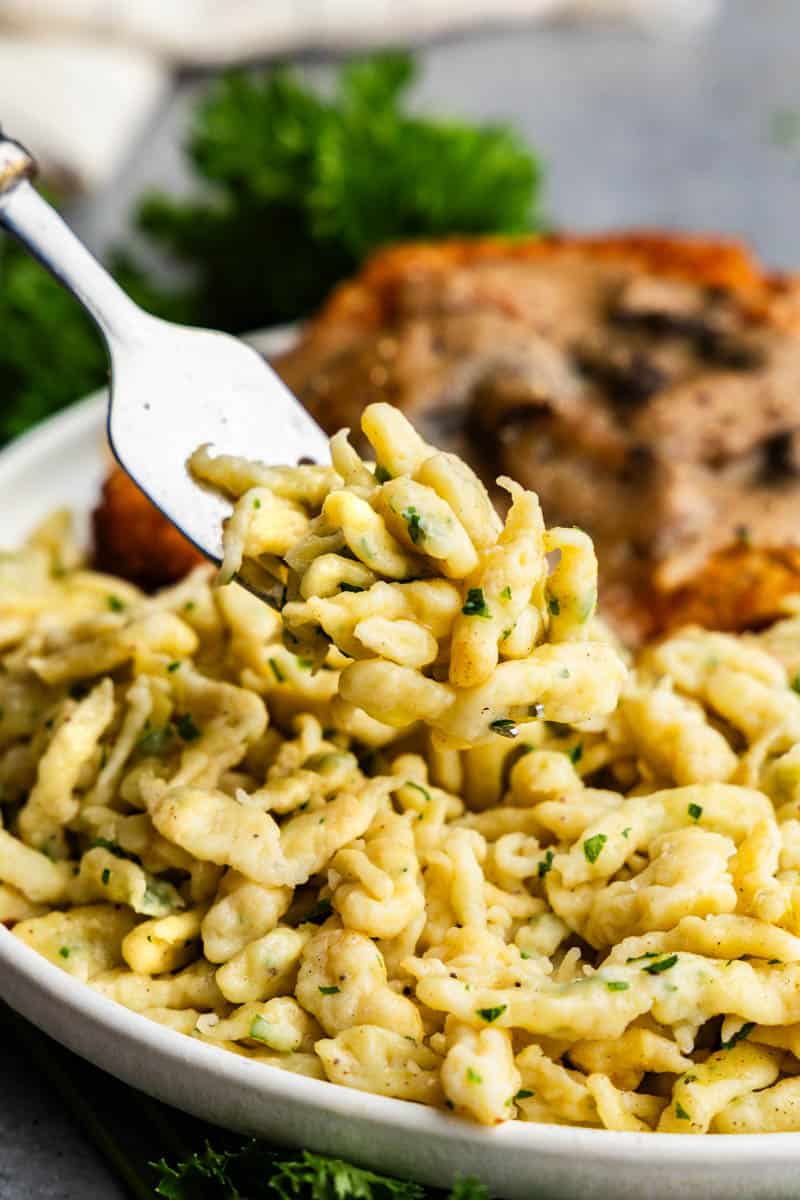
[0,134,329,580]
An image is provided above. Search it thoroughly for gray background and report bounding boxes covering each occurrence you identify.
[3,0,800,1194]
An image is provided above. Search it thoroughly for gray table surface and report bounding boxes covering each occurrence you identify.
[4,0,800,1194]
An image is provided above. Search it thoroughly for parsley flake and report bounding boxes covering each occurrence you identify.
[500,586,512,601]
[490,718,518,738]
[606,980,629,992]
[175,713,201,742]
[58,946,70,959]
[167,661,181,673]
[688,802,703,821]
[537,849,554,878]
[466,1067,483,1085]
[268,657,286,683]
[675,1102,691,1121]
[405,780,431,802]
[319,985,340,996]
[721,1021,755,1050]
[548,596,560,616]
[374,464,392,483]
[462,588,491,618]
[101,868,111,886]
[402,506,424,545]
[626,952,659,963]
[792,673,800,696]
[583,833,607,864]
[569,742,583,765]
[515,1089,534,1100]
[643,954,678,975]
[476,1005,507,1023]
[107,595,125,613]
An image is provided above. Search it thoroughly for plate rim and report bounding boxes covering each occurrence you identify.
[1,332,800,1179]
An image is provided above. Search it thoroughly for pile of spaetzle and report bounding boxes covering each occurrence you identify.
[6,410,800,1134]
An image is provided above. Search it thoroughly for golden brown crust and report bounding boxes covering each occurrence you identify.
[92,231,800,636]
[296,231,800,335]
[92,467,204,589]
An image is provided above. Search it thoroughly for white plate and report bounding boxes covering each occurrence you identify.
[1,356,799,1200]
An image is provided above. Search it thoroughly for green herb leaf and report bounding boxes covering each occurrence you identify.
[319,985,341,995]
[605,980,629,992]
[465,1067,483,1085]
[675,1102,691,1121]
[268,657,286,683]
[688,802,703,821]
[537,849,555,879]
[374,464,392,483]
[476,1005,507,1023]
[721,1021,755,1050]
[643,954,679,975]
[402,506,424,545]
[583,833,607,864]
[548,596,560,616]
[489,718,518,738]
[175,713,201,742]
[339,582,365,593]
[462,588,491,618]
[568,742,583,765]
[107,595,125,613]
[500,586,512,600]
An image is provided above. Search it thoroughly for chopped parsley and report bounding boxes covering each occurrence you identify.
[675,1102,691,1121]
[466,1067,483,1085]
[107,595,125,613]
[500,586,512,601]
[374,464,392,483]
[405,780,431,802]
[252,497,261,509]
[489,718,518,739]
[90,838,141,865]
[101,868,111,886]
[175,713,201,742]
[318,985,341,996]
[548,596,560,616]
[339,582,364,593]
[626,952,659,963]
[622,827,631,839]
[583,833,607,864]
[568,742,583,765]
[402,506,424,545]
[792,673,800,696]
[268,657,286,683]
[688,802,703,821]
[462,588,491,618]
[537,849,555,879]
[721,1021,755,1050]
[476,1005,507,1023]
[643,954,678,975]
[515,1089,534,1100]
[167,661,181,673]
[249,1016,273,1043]
[58,946,70,959]
[296,657,314,670]
[606,980,629,992]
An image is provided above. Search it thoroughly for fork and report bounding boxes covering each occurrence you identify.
[0,133,329,584]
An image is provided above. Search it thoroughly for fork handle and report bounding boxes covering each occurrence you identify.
[0,132,146,346]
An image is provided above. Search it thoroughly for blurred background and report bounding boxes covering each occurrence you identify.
[2,1,800,1195]
[3,0,800,450]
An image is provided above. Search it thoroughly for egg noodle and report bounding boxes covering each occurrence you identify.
[4,405,800,1131]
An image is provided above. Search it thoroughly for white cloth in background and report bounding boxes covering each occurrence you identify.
[0,0,722,191]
